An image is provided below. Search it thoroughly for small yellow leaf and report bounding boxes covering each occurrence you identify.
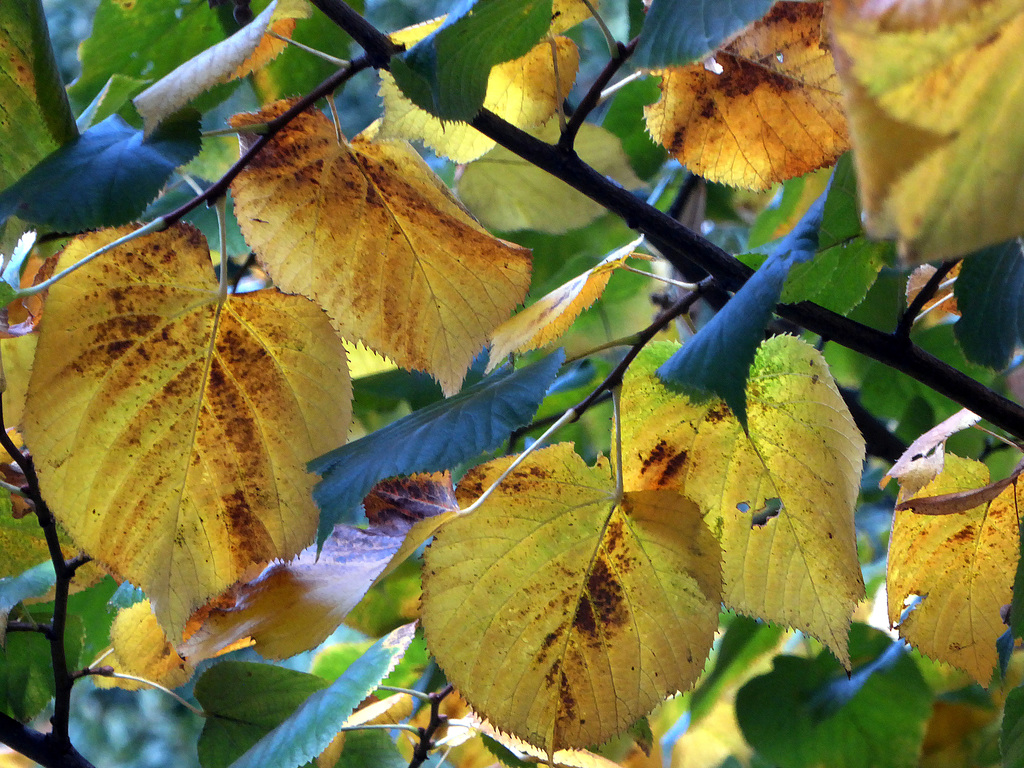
[621,336,865,666]
[551,0,594,33]
[487,238,644,370]
[379,36,579,163]
[230,100,532,394]
[94,600,194,691]
[906,263,961,321]
[424,444,721,752]
[23,224,351,637]
[457,120,645,233]
[888,454,1020,683]
[645,2,848,190]
[831,0,1024,261]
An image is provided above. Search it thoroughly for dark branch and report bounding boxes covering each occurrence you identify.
[308,0,400,67]
[0,713,96,768]
[408,684,453,768]
[559,38,636,150]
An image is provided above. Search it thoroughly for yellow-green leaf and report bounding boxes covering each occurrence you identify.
[831,0,1024,261]
[621,336,865,666]
[457,121,644,233]
[229,100,532,395]
[645,2,848,191]
[423,443,721,752]
[379,34,579,163]
[94,600,194,691]
[23,224,351,637]
[888,454,1019,683]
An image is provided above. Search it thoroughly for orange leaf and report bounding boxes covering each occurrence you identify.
[645,2,848,190]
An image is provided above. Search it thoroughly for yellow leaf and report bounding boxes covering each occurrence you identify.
[831,0,1024,261]
[456,120,645,233]
[645,2,848,190]
[888,454,1020,683]
[551,0,594,33]
[882,408,981,496]
[1,334,36,430]
[620,336,865,666]
[182,473,457,660]
[477,715,625,768]
[424,443,722,752]
[23,224,351,637]
[487,238,645,370]
[379,36,579,163]
[229,100,532,395]
[94,600,194,691]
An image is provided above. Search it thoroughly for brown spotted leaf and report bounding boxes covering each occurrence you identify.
[645,2,848,190]
[888,454,1020,683]
[423,443,721,752]
[620,337,865,666]
[22,224,351,637]
[181,474,458,661]
[229,100,532,394]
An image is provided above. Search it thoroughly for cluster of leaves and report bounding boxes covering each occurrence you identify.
[3,1,1024,768]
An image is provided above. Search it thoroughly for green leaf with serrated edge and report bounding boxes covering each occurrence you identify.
[68,0,234,112]
[76,74,152,131]
[1003,685,1024,768]
[197,663,329,768]
[736,625,931,768]
[390,0,553,121]
[781,238,890,315]
[0,561,54,645]
[0,1,77,192]
[954,239,1024,370]
[634,0,778,68]
[658,190,825,425]
[689,615,784,722]
[0,112,200,231]
[311,350,564,541]
[225,624,415,768]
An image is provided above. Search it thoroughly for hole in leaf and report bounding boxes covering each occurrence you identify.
[750,498,782,528]
[736,502,750,513]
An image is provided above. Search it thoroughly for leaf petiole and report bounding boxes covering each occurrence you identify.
[460,407,578,516]
[18,217,168,297]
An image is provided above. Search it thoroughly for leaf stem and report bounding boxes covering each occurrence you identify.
[619,265,699,291]
[461,408,578,516]
[269,31,349,66]
[579,0,617,58]
[378,685,433,701]
[90,671,205,716]
[19,218,167,297]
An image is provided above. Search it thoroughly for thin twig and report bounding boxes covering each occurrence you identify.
[559,37,637,150]
[408,684,454,768]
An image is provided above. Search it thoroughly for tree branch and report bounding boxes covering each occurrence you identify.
[408,684,453,768]
[558,38,636,150]
[0,713,96,768]
[308,0,400,67]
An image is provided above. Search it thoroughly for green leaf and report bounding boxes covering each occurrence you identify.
[335,730,408,768]
[600,76,666,180]
[0,0,77,192]
[197,663,329,768]
[0,561,55,646]
[736,625,932,768]
[689,615,783,722]
[311,350,564,539]
[68,0,235,113]
[75,74,152,131]
[0,112,201,231]
[657,190,824,425]
[633,0,778,68]
[389,0,553,121]
[225,624,416,768]
[1003,685,1024,768]
[954,239,1024,370]
[781,237,890,315]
